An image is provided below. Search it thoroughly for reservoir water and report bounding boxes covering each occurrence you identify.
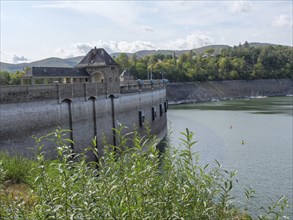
[167,96,293,218]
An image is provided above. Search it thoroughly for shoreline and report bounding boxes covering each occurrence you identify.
[167,79,292,105]
[168,94,292,105]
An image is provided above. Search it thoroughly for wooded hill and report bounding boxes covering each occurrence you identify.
[0,45,231,72]
[0,42,279,72]
[115,42,292,82]
[0,42,292,83]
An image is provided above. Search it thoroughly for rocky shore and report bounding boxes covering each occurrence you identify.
[166,79,292,104]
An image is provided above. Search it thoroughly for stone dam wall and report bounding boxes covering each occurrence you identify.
[0,83,167,160]
[167,79,293,104]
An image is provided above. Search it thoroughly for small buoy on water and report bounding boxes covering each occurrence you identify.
[230,125,233,129]
[241,140,245,145]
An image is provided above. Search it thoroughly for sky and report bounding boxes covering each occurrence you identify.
[0,0,292,63]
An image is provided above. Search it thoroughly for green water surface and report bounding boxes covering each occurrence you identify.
[168,96,293,218]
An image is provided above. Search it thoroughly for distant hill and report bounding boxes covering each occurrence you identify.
[0,56,84,72]
[112,45,231,59]
[245,42,278,47]
[191,44,230,55]
[0,43,285,72]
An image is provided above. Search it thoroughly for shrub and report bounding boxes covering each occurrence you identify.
[0,128,289,219]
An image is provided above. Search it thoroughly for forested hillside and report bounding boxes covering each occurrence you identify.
[1,42,292,85]
[115,42,292,82]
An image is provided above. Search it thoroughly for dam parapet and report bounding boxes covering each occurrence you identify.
[0,80,167,104]
[0,82,168,160]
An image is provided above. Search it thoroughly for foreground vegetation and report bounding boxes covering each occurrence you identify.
[0,128,289,219]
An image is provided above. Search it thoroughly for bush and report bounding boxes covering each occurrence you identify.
[0,128,289,219]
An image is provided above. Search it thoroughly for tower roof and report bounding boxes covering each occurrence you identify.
[76,47,119,68]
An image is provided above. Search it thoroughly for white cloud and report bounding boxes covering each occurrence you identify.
[162,34,214,50]
[117,41,157,52]
[2,1,292,62]
[54,40,157,57]
[0,50,31,63]
[231,1,252,13]
[143,26,155,32]
[141,6,159,14]
[12,55,29,64]
[33,1,142,28]
[272,14,292,27]
[74,43,93,54]
[54,34,214,58]
[0,50,6,56]
[0,50,12,63]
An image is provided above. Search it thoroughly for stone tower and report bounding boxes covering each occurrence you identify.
[76,47,121,94]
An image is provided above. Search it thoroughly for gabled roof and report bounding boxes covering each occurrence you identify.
[76,48,119,68]
[27,67,90,78]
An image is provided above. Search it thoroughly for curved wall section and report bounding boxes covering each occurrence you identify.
[0,88,167,159]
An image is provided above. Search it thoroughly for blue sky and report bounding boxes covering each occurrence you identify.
[1,0,292,63]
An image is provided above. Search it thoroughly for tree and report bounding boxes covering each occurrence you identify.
[115,53,130,71]
[113,44,292,82]
[244,41,249,48]
[205,48,215,55]
[218,57,231,76]
[0,71,11,85]
[135,61,147,79]
[9,71,24,85]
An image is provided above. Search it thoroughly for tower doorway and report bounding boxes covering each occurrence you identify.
[92,71,104,83]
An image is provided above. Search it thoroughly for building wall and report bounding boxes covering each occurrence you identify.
[86,66,120,94]
[0,85,167,160]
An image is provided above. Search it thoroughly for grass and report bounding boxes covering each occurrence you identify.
[0,152,35,185]
[0,127,289,219]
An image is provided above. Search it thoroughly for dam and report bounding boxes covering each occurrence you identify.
[0,48,168,160]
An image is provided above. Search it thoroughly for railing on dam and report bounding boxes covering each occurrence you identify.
[120,79,168,94]
[0,80,168,103]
